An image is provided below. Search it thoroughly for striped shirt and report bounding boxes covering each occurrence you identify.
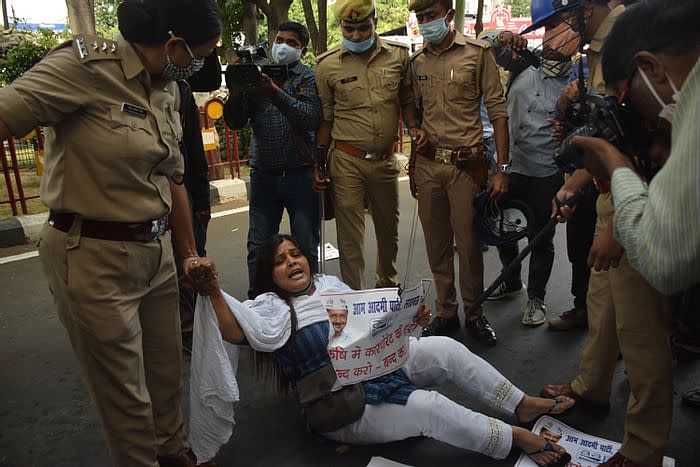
[611,58,700,294]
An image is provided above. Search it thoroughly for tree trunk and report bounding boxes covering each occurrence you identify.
[66,0,96,35]
[242,0,258,45]
[475,0,484,37]
[258,0,292,46]
[454,0,464,36]
[300,0,319,54]
[317,0,327,54]
[2,0,8,29]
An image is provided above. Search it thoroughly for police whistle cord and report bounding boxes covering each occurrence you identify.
[316,145,328,274]
[465,191,583,316]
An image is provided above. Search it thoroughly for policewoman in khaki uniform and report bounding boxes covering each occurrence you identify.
[409,0,509,344]
[314,0,420,290]
[0,1,221,466]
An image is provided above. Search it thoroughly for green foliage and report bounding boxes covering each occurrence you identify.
[218,0,246,54]
[0,29,59,85]
[95,0,120,39]
[502,0,531,17]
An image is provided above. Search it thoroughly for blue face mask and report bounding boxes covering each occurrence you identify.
[342,35,376,54]
[419,14,450,45]
[161,31,206,81]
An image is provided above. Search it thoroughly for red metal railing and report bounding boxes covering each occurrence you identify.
[0,131,42,217]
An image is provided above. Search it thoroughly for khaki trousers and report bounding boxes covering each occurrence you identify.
[571,195,672,466]
[414,158,483,318]
[331,148,400,290]
[39,221,188,467]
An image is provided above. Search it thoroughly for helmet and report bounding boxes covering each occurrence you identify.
[474,192,533,246]
[522,0,584,34]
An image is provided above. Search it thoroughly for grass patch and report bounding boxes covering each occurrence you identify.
[0,169,47,219]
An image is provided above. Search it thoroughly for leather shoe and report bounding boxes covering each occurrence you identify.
[465,315,497,345]
[599,451,653,467]
[158,449,218,467]
[682,385,700,408]
[422,316,460,337]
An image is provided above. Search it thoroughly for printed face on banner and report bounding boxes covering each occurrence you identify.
[322,281,431,386]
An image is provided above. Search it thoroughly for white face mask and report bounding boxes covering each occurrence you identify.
[271,43,302,65]
[637,67,681,123]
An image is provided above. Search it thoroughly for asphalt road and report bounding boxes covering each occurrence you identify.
[1,180,698,467]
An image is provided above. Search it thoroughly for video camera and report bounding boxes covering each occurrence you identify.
[225,42,289,94]
[554,93,628,173]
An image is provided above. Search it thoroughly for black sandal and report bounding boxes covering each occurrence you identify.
[527,441,572,467]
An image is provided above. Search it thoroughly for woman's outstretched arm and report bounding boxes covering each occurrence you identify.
[208,287,246,344]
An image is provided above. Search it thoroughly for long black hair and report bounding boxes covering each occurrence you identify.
[251,234,314,392]
[117,0,223,46]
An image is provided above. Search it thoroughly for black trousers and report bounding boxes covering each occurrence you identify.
[498,172,564,301]
[566,181,597,310]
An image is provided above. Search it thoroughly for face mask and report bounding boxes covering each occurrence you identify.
[272,43,302,65]
[637,67,680,124]
[419,14,451,44]
[161,31,206,81]
[542,59,572,77]
[342,35,375,54]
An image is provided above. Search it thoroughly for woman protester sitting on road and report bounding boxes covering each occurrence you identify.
[198,234,575,466]
[0,1,221,466]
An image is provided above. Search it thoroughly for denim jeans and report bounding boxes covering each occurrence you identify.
[497,172,564,301]
[247,167,319,296]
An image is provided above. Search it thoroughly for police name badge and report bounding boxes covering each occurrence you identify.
[416,75,428,81]
[121,103,148,119]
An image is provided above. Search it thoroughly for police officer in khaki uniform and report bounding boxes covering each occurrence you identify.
[409,0,508,344]
[0,1,221,466]
[314,0,421,290]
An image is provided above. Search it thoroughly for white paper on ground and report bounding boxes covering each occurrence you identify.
[318,242,340,260]
[366,456,414,467]
[514,415,675,467]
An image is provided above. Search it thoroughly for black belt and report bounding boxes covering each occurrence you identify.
[253,165,311,176]
[48,211,170,242]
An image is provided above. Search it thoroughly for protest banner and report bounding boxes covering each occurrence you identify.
[321,281,430,386]
[515,416,675,467]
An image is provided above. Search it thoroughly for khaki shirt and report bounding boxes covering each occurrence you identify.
[0,34,184,222]
[412,32,507,149]
[315,37,414,153]
[588,5,625,94]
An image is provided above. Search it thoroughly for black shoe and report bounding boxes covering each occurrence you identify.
[466,315,497,345]
[682,385,700,408]
[422,316,460,337]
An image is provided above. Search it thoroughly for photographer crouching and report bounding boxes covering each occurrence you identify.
[567,0,700,412]
[223,22,322,299]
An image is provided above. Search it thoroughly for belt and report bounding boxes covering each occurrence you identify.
[48,211,170,242]
[335,141,392,161]
[252,165,311,177]
[418,145,485,164]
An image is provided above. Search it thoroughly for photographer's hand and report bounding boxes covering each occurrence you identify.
[551,169,592,221]
[570,135,633,179]
[251,73,281,99]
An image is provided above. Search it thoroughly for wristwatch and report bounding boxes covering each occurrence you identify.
[497,163,512,174]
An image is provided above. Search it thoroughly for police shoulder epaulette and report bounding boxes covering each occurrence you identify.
[409,48,425,61]
[72,34,121,63]
[465,37,492,49]
[316,46,340,64]
[382,38,410,49]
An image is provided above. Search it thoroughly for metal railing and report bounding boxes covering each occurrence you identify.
[0,130,42,217]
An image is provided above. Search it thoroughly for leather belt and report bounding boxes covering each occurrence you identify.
[417,144,485,164]
[335,141,392,161]
[48,211,170,242]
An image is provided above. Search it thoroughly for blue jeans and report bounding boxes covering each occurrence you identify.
[247,167,319,297]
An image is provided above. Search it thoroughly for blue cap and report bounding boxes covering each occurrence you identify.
[522,0,583,34]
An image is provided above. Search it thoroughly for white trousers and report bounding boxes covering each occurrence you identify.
[323,336,524,459]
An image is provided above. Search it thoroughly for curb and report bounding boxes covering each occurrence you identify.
[1,154,408,247]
